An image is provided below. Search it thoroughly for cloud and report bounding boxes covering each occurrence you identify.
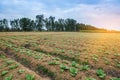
[0,0,120,30]
[51,2,120,30]
[0,0,45,19]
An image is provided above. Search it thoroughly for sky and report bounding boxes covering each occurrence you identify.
[0,0,120,30]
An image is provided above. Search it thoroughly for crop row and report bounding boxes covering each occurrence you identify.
[1,36,120,72]
[0,38,119,80]
[0,51,44,80]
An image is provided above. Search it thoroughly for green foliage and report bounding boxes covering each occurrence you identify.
[19,18,34,31]
[80,65,90,71]
[0,64,8,69]
[52,58,60,61]
[61,49,65,53]
[25,74,35,80]
[1,71,9,76]
[22,58,31,66]
[114,54,120,57]
[104,51,110,54]
[36,65,55,78]
[92,57,98,62]
[96,69,106,79]
[85,78,96,80]
[33,55,40,59]
[4,74,13,80]
[0,54,6,59]
[26,51,32,56]
[62,60,69,64]
[14,48,19,52]
[105,61,110,65]
[82,60,89,65]
[18,69,25,74]
[0,14,105,31]
[71,61,78,67]
[116,63,120,67]
[36,15,44,31]
[60,64,69,70]
[6,60,14,65]
[111,77,120,80]
[48,61,59,65]
[69,67,78,77]
[9,64,19,70]
[0,19,9,31]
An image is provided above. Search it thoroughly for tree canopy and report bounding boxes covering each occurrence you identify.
[0,14,105,32]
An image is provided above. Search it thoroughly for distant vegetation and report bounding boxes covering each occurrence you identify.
[0,14,107,32]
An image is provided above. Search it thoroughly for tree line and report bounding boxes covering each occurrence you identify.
[0,14,105,32]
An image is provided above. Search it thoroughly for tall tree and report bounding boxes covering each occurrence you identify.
[49,16,55,31]
[10,19,20,31]
[19,18,33,31]
[3,19,9,31]
[58,19,65,31]
[0,15,104,32]
[36,15,44,31]
[0,20,4,31]
[54,21,59,31]
[44,18,50,31]
[65,18,76,31]
[30,20,36,31]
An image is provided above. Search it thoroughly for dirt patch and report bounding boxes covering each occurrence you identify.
[105,68,120,77]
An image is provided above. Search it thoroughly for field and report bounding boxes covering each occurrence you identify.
[0,32,120,80]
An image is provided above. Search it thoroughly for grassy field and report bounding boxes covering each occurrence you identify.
[0,32,120,80]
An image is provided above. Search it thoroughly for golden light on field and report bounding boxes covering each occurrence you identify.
[0,32,120,80]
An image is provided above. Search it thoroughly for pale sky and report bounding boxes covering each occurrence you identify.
[0,0,120,30]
